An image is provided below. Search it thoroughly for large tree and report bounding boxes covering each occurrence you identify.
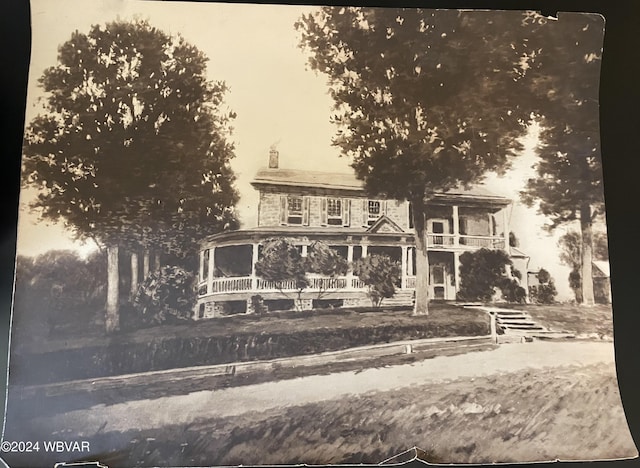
[23,20,238,332]
[297,8,534,314]
[520,13,605,306]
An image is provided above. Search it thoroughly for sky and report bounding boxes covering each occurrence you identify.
[16,0,603,300]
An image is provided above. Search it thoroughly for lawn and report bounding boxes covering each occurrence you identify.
[515,303,614,337]
[11,361,634,467]
[11,304,490,384]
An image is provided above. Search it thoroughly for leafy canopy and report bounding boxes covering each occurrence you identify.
[23,19,239,254]
[520,13,605,227]
[352,254,401,307]
[297,8,534,201]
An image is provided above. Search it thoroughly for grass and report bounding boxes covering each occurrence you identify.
[21,303,486,354]
[514,303,614,337]
[12,304,490,385]
[12,361,634,467]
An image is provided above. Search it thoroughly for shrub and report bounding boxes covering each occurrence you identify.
[458,249,525,303]
[352,255,401,307]
[529,268,557,304]
[132,265,196,326]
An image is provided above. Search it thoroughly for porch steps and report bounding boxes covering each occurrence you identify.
[381,290,415,307]
[491,308,574,339]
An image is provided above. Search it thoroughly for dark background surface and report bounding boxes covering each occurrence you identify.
[1,1,639,467]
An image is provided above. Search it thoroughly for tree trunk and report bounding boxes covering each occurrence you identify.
[143,250,150,279]
[130,251,139,300]
[580,204,595,306]
[153,252,161,271]
[106,244,120,333]
[412,198,430,315]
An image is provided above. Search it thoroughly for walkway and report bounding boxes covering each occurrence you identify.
[32,341,616,435]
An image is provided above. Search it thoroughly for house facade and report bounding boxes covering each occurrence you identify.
[195,150,526,318]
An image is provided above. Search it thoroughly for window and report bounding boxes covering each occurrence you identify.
[327,198,342,225]
[280,195,309,225]
[287,196,303,224]
[367,200,382,225]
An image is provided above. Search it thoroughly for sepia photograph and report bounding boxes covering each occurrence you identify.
[2,0,638,466]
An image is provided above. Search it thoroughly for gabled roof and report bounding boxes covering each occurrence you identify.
[592,260,610,278]
[366,215,405,234]
[252,167,510,205]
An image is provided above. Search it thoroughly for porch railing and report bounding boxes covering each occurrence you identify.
[201,274,420,297]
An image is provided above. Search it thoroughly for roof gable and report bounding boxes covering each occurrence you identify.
[366,215,405,234]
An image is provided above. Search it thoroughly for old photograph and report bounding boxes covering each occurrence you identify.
[2,0,638,466]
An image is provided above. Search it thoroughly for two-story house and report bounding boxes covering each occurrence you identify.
[195,149,528,318]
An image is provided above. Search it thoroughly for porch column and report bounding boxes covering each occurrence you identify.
[346,245,354,288]
[361,244,368,258]
[401,245,408,289]
[452,205,460,245]
[207,246,215,293]
[454,251,461,296]
[407,247,414,276]
[301,244,308,257]
[251,243,259,290]
[503,207,509,249]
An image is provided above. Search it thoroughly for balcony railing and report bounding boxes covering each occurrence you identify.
[459,236,505,249]
[426,234,455,247]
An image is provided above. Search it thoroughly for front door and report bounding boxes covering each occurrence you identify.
[429,263,447,300]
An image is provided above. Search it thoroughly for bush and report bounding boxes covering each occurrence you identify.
[458,249,525,303]
[132,265,196,326]
[529,268,557,304]
[352,255,401,307]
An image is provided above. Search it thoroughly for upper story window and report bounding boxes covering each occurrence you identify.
[287,196,303,224]
[327,198,343,225]
[280,195,309,225]
[367,200,382,225]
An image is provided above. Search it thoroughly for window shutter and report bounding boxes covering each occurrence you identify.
[320,198,328,225]
[342,199,350,226]
[302,197,310,226]
[280,195,287,225]
[362,199,368,226]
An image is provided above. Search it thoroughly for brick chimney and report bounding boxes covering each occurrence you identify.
[269,146,279,169]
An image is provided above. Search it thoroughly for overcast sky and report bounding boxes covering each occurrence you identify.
[17,0,605,299]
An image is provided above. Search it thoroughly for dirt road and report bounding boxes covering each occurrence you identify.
[34,340,616,435]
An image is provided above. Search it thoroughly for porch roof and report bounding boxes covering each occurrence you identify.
[201,226,414,246]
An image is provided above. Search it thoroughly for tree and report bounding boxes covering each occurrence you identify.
[255,239,349,311]
[558,229,609,303]
[305,241,348,299]
[23,20,238,332]
[352,254,401,307]
[297,9,535,315]
[520,13,605,306]
[529,268,557,304]
[254,239,309,311]
[457,248,524,303]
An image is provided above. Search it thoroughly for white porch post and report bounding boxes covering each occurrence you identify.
[362,244,368,258]
[401,245,408,289]
[454,251,461,297]
[407,247,414,276]
[346,244,354,288]
[207,247,215,294]
[301,244,308,257]
[452,205,460,245]
[251,243,259,290]
[503,206,509,249]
